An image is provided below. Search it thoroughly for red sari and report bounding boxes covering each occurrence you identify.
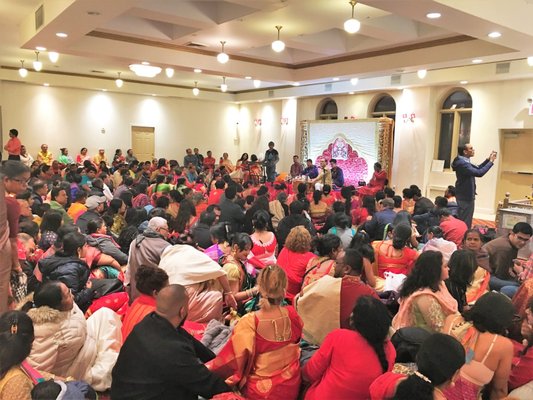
[277,248,316,302]
[208,307,302,400]
[372,241,418,278]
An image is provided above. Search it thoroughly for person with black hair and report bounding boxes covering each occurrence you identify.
[438,207,468,247]
[421,225,457,264]
[508,298,533,394]
[329,158,344,189]
[443,292,514,399]
[349,231,377,288]
[358,162,388,197]
[328,212,355,249]
[49,186,73,225]
[264,141,279,182]
[121,266,169,342]
[38,210,63,251]
[409,185,435,216]
[218,186,245,234]
[445,249,477,312]
[371,333,465,400]
[204,222,232,262]
[309,189,329,224]
[297,249,379,345]
[303,296,395,399]
[250,209,277,267]
[243,193,271,234]
[191,210,217,249]
[4,128,22,160]
[86,217,128,266]
[66,190,87,223]
[30,180,48,215]
[0,178,12,312]
[22,281,122,391]
[393,251,458,333]
[372,223,418,286]
[483,222,533,298]
[276,200,316,249]
[363,197,397,240]
[301,234,342,289]
[172,197,197,234]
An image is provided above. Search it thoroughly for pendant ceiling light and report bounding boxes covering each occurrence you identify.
[271,26,285,52]
[253,79,261,88]
[217,41,229,64]
[48,51,59,63]
[115,72,123,88]
[344,1,361,34]
[129,64,162,78]
[33,51,42,71]
[350,77,359,85]
[165,67,174,78]
[417,69,427,79]
[18,60,28,78]
[192,81,200,96]
[220,76,228,92]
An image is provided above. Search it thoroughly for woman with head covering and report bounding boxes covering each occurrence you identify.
[443,292,515,399]
[392,251,458,333]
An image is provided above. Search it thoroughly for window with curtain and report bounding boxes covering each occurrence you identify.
[437,90,472,168]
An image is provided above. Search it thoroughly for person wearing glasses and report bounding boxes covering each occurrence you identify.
[483,222,532,298]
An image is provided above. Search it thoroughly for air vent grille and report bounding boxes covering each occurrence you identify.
[35,5,44,30]
[391,74,401,85]
[268,90,274,98]
[496,62,510,74]
[324,83,332,91]
[184,42,207,48]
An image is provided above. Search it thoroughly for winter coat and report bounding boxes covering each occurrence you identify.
[38,254,95,311]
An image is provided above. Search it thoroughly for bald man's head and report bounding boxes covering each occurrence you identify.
[156,284,189,327]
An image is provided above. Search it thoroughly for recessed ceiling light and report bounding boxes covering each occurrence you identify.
[245,76,252,80]
[460,80,468,84]
[151,94,156,97]
[43,83,49,87]
[258,100,263,103]
[426,12,441,19]
[102,89,107,92]
[417,69,427,79]
[332,77,340,81]
[527,56,533,66]
[141,61,150,65]
[194,68,202,73]
[35,46,46,51]
[350,78,359,85]
[292,82,300,86]
[472,59,483,64]
[349,91,355,95]
[56,32,68,38]
[488,31,501,38]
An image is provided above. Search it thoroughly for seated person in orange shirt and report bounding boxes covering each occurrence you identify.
[122,266,169,342]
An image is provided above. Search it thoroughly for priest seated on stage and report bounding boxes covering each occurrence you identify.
[302,159,319,179]
[357,162,387,197]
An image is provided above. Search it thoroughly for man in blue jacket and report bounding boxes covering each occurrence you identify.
[451,144,497,228]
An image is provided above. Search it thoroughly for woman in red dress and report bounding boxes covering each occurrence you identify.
[303,296,396,400]
[358,162,388,197]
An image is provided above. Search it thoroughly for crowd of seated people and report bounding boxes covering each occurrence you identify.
[1,144,533,400]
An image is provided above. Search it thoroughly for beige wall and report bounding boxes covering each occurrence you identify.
[2,78,533,216]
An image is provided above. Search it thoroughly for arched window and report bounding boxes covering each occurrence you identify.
[371,94,396,119]
[317,98,338,120]
[437,89,472,168]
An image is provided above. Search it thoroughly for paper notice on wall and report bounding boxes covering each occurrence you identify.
[431,159,445,172]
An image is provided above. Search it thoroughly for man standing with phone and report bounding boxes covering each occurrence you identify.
[451,144,497,228]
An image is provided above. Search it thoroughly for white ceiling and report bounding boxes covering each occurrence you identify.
[1,0,533,95]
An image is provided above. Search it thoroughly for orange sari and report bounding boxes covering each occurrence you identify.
[208,307,302,400]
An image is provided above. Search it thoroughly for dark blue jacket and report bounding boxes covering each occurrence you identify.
[451,156,493,201]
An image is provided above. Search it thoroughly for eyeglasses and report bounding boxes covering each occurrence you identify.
[10,177,29,185]
[514,234,531,242]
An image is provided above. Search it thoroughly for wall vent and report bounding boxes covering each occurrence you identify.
[391,74,402,85]
[324,83,332,91]
[35,5,44,30]
[496,62,510,74]
[268,90,274,98]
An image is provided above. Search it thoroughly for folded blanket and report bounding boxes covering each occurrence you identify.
[201,319,233,355]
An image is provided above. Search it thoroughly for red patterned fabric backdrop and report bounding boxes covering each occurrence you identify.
[315,137,368,186]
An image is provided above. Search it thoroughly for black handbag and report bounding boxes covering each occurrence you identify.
[90,278,124,298]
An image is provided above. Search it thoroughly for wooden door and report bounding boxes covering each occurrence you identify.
[131,126,155,162]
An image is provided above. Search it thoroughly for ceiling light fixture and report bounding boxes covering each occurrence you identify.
[460,80,468,85]
[272,26,285,52]
[18,60,28,78]
[217,41,229,64]
[165,67,174,78]
[194,68,202,73]
[129,64,162,77]
[48,51,59,63]
[245,76,252,80]
[36,46,46,51]
[349,91,355,95]
[253,79,261,88]
[33,51,42,71]
[488,31,501,38]
[350,77,359,85]
[292,82,300,86]
[426,12,441,19]
[220,76,228,92]
[528,56,533,66]
[192,81,200,96]
[141,61,150,65]
[417,69,427,79]
[332,77,340,81]
[344,1,361,34]
[43,83,49,87]
[115,72,123,88]
[56,32,68,38]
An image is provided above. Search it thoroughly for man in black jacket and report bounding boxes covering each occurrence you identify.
[111,284,230,400]
[276,200,316,249]
[218,186,245,234]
